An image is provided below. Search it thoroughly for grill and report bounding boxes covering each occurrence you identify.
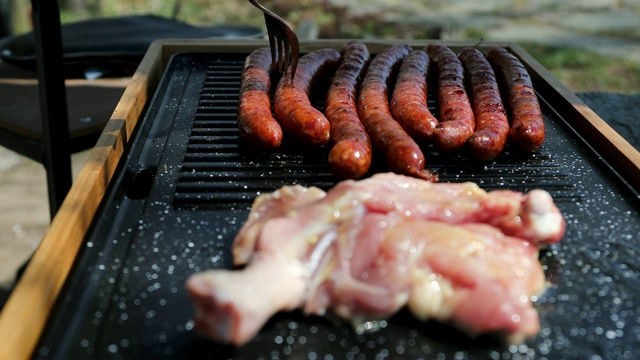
[36,49,640,359]
[173,54,578,210]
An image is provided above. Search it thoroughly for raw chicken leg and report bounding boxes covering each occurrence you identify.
[186,173,565,346]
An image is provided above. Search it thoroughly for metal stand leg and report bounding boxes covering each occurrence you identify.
[31,0,72,219]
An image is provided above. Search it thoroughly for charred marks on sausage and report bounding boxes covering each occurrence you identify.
[486,47,545,153]
[390,49,439,142]
[357,44,438,182]
[426,44,476,152]
[325,41,373,179]
[458,47,510,160]
[236,42,545,180]
[274,48,342,147]
[237,47,284,150]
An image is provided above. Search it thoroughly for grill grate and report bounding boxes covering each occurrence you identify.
[37,50,640,360]
[173,55,578,209]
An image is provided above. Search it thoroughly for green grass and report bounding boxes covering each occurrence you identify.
[519,43,640,94]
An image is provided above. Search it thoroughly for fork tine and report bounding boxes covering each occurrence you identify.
[288,37,299,80]
[282,41,291,77]
[249,0,299,80]
[267,32,277,69]
[276,38,285,73]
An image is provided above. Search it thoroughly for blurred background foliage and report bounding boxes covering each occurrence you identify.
[1,0,639,93]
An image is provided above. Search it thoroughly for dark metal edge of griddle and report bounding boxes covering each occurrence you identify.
[34,51,640,360]
[32,52,212,359]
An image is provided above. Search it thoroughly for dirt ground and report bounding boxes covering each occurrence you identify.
[0,147,90,289]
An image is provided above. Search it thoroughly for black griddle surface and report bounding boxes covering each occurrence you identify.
[36,52,640,359]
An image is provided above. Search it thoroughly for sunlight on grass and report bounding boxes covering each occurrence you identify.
[520,43,640,94]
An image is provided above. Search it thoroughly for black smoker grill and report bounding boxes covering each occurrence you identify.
[33,44,640,359]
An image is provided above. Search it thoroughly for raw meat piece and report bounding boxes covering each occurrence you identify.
[307,217,544,344]
[232,184,326,265]
[186,173,565,346]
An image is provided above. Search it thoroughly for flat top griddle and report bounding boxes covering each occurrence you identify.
[35,50,640,359]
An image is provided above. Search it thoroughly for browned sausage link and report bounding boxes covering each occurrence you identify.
[358,44,438,182]
[325,41,372,179]
[458,47,510,160]
[237,47,283,150]
[486,47,545,152]
[426,44,475,152]
[390,49,439,142]
[274,48,342,146]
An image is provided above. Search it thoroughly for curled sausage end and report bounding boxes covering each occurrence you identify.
[383,140,438,182]
[466,133,507,160]
[509,125,545,153]
[274,96,331,147]
[432,121,475,152]
[328,140,372,180]
[411,169,439,183]
[237,92,283,150]
[238,121,283,150]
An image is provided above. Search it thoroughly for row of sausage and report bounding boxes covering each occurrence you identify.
[236,41,545,180]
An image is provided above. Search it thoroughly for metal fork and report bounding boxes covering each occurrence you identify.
[248,0,299,80]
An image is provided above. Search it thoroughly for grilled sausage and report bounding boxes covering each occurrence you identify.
[426,44,475,152]
[458,47,510,160]
[357,44,438,182]
[390,49,439,142]
[237,47,283,150]
[325,41,372,179]
[274,48,342,146]
[486,47,545,152]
